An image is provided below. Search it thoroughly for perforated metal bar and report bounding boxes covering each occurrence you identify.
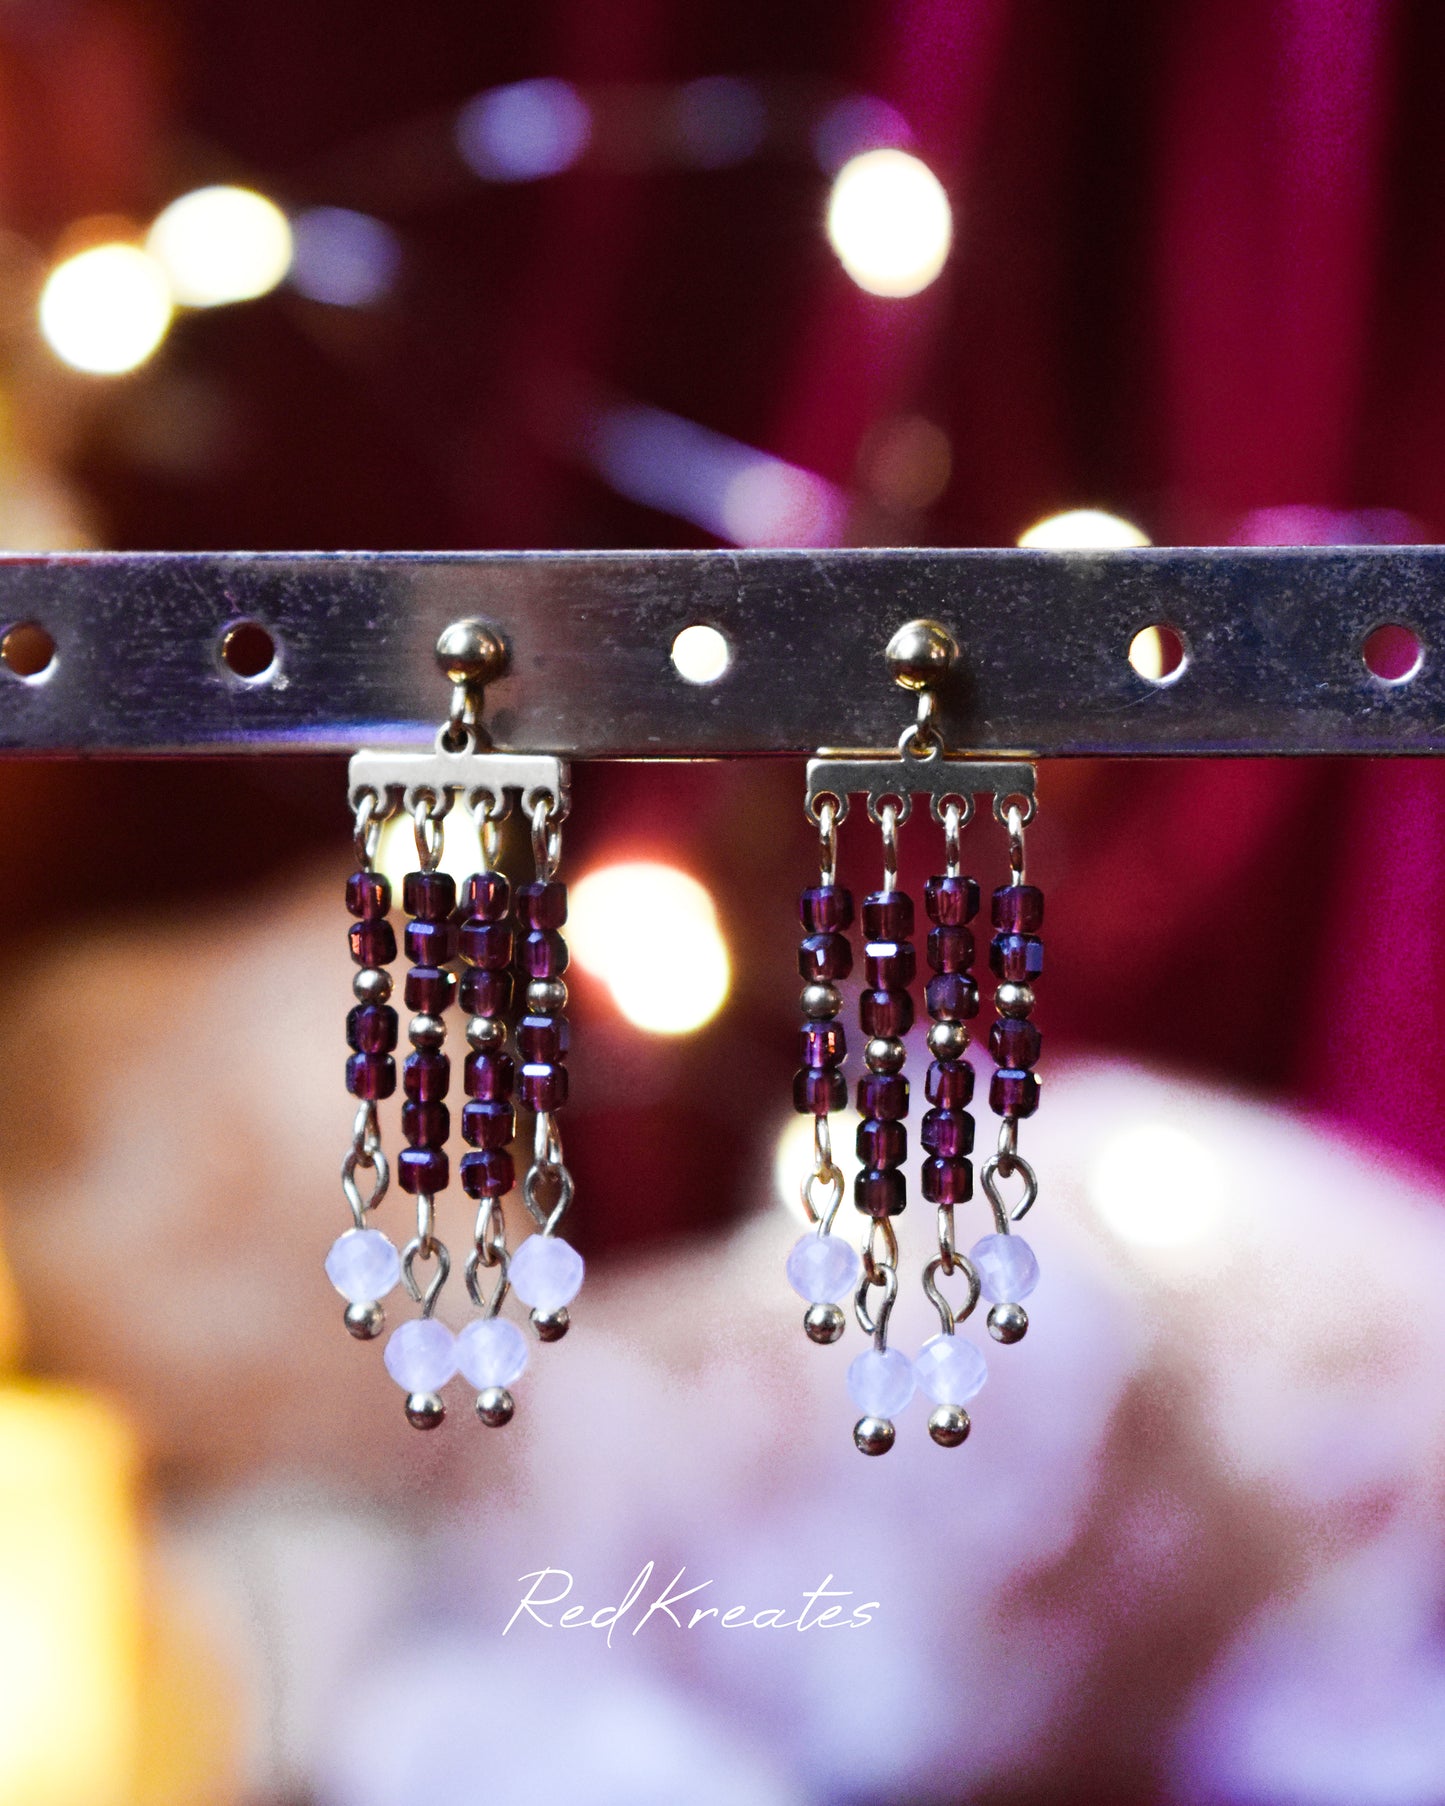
[0,546,1440,756]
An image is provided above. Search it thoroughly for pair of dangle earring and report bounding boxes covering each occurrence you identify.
[329,621,585,1431]
[787,620,1044,1454]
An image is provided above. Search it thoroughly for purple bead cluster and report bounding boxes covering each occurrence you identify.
[346,869,399,1101]
[459,868,517,1200]
[921,874,980,1204]
[988,884,1044,1119]
[515,881,571,1115]
[855,890,915,1218]
[792,884,853,1117]
[399,870,459,1195]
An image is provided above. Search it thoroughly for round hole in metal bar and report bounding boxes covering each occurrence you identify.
[1362,622,1422,684]
[1127,624,1186,684]
[220,618,278,682]
[1,621,55,681]
[671,623,730,684]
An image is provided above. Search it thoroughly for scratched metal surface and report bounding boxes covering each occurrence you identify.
[0,546,1440,755]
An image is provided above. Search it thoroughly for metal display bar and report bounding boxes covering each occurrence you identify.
[0,546,1441,757]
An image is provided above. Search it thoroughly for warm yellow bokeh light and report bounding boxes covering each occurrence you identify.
[825,148,952,298]
[147,186,292,307]
[772,1111,859,1225]
[376,806,484,899]
[38,244,172,375]
[570,861,730,1034]
[1017,508,1151,550]
[0,1387,142,1805]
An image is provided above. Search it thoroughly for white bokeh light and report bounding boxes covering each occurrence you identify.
[772,1111,859,1226]
[1018,509,1151,550]
[570,862,730,1035]
[670,624,730,684]
[1088,1122,1225,1248]
[825,148,952,298]
[375,808,483,899]
[147,186,292,307]
[38,244,173,374]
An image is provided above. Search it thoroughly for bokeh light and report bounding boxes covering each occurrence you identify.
[1018,508,1151,549]
[146,186,292,307]
[825,149,952,298]
[1087,1122,1224,1247]
[772,1111,859,1225]
[375,807,484,898]
[38,244,172,375]
[669,76,766,168]
[456,78,591,182]
[570,862,730,1035]
[289,207,400,307]
[812,95,912,172]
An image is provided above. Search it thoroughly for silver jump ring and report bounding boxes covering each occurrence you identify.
[923,1250,981,1336]
[855,1261,898,1347]
[411,793,445,872]
[401,1236,451,1315]
[817,795,838,886]
[353,791,384,869]
[531,795,562,881]
[522,1159,574,1234]
[879,799,899,894]
[981,1152,1038,1228]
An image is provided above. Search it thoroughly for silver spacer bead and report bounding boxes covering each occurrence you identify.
[408,1014,446,1049]
[475,1386,515,1428]
[404,1392,446,1430]
[531,1306,570,1342]
[804,1302,846,1345]
[927,1020,970,1060]
[995,982,1035,1019]
[854,1416,896,1456]
[800,981,842,1021]
[865,1036,907,1074]
[528,979,568,1013]
[988,1301,1029,1344]
[465,1014,508,1051]
[928,1403,971,1447]
[353,967,393,1005]
[343,1300,384,1340]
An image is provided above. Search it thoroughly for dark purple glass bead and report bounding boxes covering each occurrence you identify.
[925,874,979,926]
[864,940,916,991]
[345,1052,395,1100]
[990,1068,1041,1118]
[405,918,458,966]
[460,969,512,1016]
[926,972,979,1021]
[345,870,390,920]
[516,880,568,930]
[463,870,511,922]
[860,988,915,1037]
[798,933,852,982]
[920,1107,974,1158]
[464,1050,515,1101]
[799,885,854,934]
[346,1003,398,1054]
[921,1157,973,1204]
[800,1020,846,1069]
[989,1017,1042,1069]
[521,929,570,979]
[925,1060,975,1107]
[990,934,1044,982]
[398,1147,449,1194]
[402,1100,450,1148]
[520,1062,569,1112]
[862,890,914,940]
[405,966,456,1015]
[348,919,396,968]
[857,1071,909,1120]
[459,920,513,969]
[460,1149,515,1198]
[518,1015,570,1062]
[927,924,975,975]
[404,1051,451,1102]
[793,1067,846,1115]
[402,870,457,921]
[462,1099,515,1148]
[992,883,1045,933]
[857,1117,907,1169]
[854,1167,906,1218]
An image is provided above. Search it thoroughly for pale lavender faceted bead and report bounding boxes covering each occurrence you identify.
[969,1232,1040,1303]
[846,1347,916,1418]
[786,1232,860,1304]
[913,1333,987,1405]
[508,1234,585,1311]
[457,1317,529,1389]
[324,1228,401,1303]
[383,1319,458,1392]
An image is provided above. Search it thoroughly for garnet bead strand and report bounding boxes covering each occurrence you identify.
[854,887,913,1219]
[920,862,980,1211]
[989,884,1044,1123]
[458,864,520,1201]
